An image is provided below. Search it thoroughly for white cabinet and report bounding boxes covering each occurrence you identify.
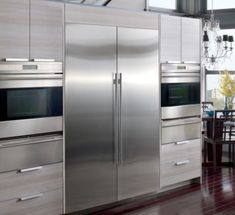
[160,15,181,63]
[160,15,201,64]
[30,0,63,61]
[0,0,63,61]
[0,0,30,60]
[182,17,201,63]
[160,139,201,188]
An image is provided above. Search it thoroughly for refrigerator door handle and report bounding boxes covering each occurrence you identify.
[118,73,123,164]
[113,73,118,165]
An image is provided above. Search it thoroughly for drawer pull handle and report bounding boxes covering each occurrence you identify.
[176,141,189,145]
[19,193,43,201]
[175,160,190,166]
[19,166,43,173]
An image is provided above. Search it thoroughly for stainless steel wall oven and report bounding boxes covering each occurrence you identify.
[161,63,201,119]
[0,61,63,139]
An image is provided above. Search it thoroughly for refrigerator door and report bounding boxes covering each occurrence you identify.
[117,27,160,199]
[65,24,117,213]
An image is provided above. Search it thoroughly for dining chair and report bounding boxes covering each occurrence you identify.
[203,110,235,167]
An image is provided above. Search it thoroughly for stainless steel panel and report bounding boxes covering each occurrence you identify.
[161,76,200,83]
[65,24,117,213]
[161,104,201,119]
[181,17,201,64]
[161,118,201,144]
[0,61,62,74]
[161,63,200,73]
[65,3,159,30]
[160,15,181,63]
[0,117,62,139]
[117,27,159,200]
[0,79,62,89]
[0,135,63,173]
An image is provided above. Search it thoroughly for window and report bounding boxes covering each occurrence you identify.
[207,0,235,10]
[205,29,235,109]
[149,0,176,10]
[206,74,225,109]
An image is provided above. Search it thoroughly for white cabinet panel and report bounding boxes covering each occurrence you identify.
[182,17,201,63]
[160,15,181,63]
[0,0,30,60]
[30,0,63,61]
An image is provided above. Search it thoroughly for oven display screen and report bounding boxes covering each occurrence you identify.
[23,65,38,70]
[0,87,62,121]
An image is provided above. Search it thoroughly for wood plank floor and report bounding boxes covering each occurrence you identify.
[94,167,235,215]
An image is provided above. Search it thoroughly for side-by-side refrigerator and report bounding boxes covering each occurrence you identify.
[65,23,160,213]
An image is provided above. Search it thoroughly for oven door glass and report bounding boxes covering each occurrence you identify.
[161,83,200,107]
[0,87,62,121]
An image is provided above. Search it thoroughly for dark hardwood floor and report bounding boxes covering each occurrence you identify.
[94,167,235,215]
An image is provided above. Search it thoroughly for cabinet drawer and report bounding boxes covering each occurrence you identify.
[0,137,62,173]
[0,163,62,202]
[0,189,62,215]
[162,121,201,144]
[160,139,201,188]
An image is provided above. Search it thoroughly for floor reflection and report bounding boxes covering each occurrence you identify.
[95,167,235,215]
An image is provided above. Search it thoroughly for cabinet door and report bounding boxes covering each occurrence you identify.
[0,0,30,60]
[65,24,117,213]
[30,0,63,61]
[160,15,181,63]
[181,17,201,63]
[118,27,159,200]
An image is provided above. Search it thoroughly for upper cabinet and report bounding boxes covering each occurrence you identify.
[0,0,63,61]
[30,0,63,61]
[181,17,201,63]
[160,15,181,63]
[0,0,30,60]
[160,15,201,64]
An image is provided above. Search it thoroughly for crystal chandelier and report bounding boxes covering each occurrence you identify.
[202,0,234,68]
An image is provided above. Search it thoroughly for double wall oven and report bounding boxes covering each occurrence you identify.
[0,61,63,139]
[161,63,201,144]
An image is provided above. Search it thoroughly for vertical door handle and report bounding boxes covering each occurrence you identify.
[113,73,118,165]
[118,73,123,164]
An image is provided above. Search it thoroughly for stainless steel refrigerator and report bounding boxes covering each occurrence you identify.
[65,23,160,213]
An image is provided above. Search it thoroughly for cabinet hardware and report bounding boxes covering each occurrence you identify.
[175,160,190,166]
[4,58,29,62]
[18,166,43,173]
[32,59,55,62]
[176,141,190,145]
[19,193,43,201]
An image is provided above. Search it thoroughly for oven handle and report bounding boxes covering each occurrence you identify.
[161,77,200,84]
[0,74,62,80]
[162,117,201,127]
[0,135,63,148]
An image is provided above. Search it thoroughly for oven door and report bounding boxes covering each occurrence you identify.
[161,75,200,119]
[0,74,62,139]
